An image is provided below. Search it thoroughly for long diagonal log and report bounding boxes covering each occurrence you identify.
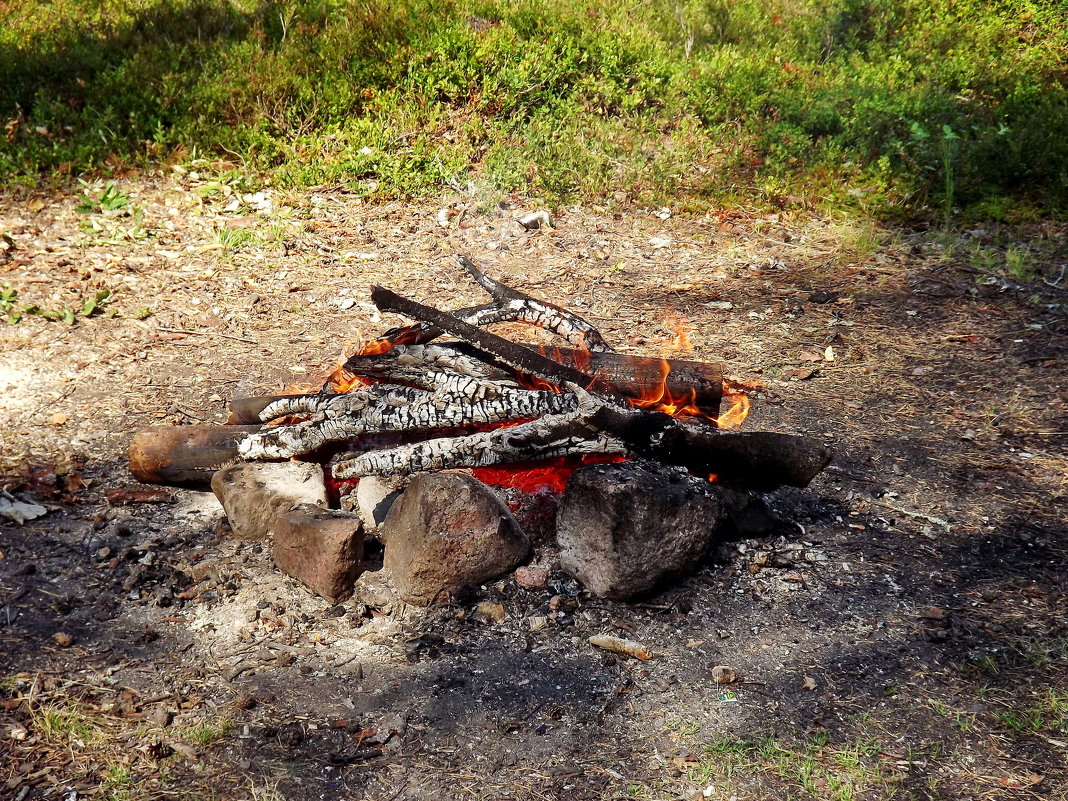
[340,257,612,375]
[370,286,610,393]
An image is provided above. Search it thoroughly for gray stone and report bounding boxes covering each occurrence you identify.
[211,462,327,540]
[352,569,399,615]
[274,504,364,602]
[355,475,405,535]
[556,460,725,600]
[381,473,529,606]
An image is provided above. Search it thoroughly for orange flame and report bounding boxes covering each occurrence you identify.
[322,331,423,393]
[626,358,751,429]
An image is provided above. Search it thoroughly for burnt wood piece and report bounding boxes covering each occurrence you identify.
[370,286,611,394]
[332,410,624,478]
[129,425,261,488]
[588,403,833,489]
[456,255,612,352]
[238,385,577,460]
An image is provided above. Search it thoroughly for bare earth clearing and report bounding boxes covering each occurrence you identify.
[1,174,1065,800]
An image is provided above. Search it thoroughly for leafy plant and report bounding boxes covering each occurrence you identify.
[76,182,129,213]
[2,287,114,325]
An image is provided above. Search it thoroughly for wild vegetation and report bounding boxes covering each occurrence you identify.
[2,0,1066,219]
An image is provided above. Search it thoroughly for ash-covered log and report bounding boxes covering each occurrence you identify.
[237,384,574,460]
[331,408,624,478]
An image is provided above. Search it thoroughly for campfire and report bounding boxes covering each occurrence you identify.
[129,256,832,604]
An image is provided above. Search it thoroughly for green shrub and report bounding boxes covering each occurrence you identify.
[1,0,1065,216]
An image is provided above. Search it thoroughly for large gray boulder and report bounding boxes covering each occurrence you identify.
[381,473,529,606]
[556,460,725,600]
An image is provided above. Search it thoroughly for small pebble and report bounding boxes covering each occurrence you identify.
[515,566,549,590]
[710,665,738,684]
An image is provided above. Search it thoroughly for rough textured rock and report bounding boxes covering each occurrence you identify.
[556,460,725,600]
[381,473,529,606]
[352,569,399,615]
[355,475,406,535]
[211,462,327,540]
[515,565,549,590]
[273,504,364,602]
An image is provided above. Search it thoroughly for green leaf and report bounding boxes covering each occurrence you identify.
[82,289,112,317]
[60,308,76,325]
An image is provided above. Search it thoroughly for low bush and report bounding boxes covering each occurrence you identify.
[2,0,1065,216]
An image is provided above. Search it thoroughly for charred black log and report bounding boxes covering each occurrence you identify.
[587,403,833,489]
[370,286,606,393]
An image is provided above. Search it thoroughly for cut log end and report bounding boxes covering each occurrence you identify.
[129,425,261,488]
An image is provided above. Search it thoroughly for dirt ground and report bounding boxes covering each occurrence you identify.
[1,173,1066,801]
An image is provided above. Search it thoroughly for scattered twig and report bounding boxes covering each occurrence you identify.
[875,501,953,531]
[156,326,258,344]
